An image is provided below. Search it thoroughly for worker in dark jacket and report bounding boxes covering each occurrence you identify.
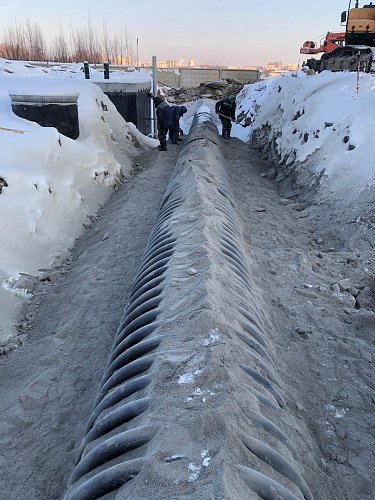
[168,105,187,144]
[215,95,236,139]
[153,97,172,151]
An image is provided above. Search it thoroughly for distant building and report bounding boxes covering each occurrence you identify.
[267,61,283,69]
[130,57,297,73]
[156,61,169,68]
[242,65,258,70]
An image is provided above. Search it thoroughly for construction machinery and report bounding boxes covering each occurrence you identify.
[302,1,375,72]
[300,32,345,55]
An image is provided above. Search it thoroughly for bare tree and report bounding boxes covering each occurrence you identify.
[101,19,111,63]
[114,29,132,65]
[70,29,87,62]
[124,25,135,65]
[51,25,70,62]
[111,33,119,64]
[86,13,101,63]
[69,16,102,63]
[25,19,46,60]
[0,16,135,65]
[1,19,46,61]
[3,20,27,60]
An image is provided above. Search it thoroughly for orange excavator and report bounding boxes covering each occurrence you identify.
[300,32,345,55]
[301,1,375,72]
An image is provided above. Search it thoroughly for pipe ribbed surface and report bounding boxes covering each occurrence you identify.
[65,104,313,500]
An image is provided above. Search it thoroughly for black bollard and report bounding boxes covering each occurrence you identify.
[104,62,110,80]
[84,62,90,79]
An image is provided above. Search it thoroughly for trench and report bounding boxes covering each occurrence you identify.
[64,109,316,500]
[1,107,372,500]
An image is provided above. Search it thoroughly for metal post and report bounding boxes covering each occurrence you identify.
[151,55,157,137]
[137,38,139,70]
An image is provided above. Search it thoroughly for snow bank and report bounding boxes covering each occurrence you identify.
[0,61,153,276]
[233,71,375,201]
[0,59,156,340]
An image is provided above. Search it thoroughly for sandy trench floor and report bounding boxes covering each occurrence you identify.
[0,136,374,500]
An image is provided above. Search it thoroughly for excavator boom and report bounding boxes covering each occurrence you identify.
[300,32,345,55]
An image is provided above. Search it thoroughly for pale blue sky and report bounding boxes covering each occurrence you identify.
[0,0,351,65]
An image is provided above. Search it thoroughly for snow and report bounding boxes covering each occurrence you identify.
[188,450,212,481]
[201,328,220,346]
[0,59,156,341]
[195,105,212,123]
[233,70,375,201]
[0,59,152,84]
[178,369,202,385]
[325,404,348,419]
[188,462,201,481]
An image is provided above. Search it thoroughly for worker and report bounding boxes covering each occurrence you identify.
[169,105,187,144]
[153,97,172,151]
[215,95,236,139]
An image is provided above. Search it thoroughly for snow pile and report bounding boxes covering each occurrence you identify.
[0,59,156,340]
[0,63,153,276]
[233,71,375,201]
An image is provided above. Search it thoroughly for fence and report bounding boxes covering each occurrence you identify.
[157,67,260,88]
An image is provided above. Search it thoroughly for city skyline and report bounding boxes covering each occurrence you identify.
[0,0,350,67]
[138,58,297,72]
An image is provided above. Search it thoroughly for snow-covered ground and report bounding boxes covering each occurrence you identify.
[0,59,156,342]
[233,70,375,202]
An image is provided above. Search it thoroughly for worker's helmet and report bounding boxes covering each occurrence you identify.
[228,95,236,101]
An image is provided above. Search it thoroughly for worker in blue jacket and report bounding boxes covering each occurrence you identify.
[215,95,236,139]
[169,105,187,144]
[153,97,172,151]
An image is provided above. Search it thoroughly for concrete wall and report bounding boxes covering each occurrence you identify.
[157,68,260,88]
[156,70,180,88]
[221,69,260,82]
[9,93,80,139]
[94,82,152,136]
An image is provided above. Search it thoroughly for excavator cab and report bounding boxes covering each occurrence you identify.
[345,2,375,46]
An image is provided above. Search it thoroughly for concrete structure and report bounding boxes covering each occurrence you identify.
[9,92,80,139]
[94,81,152,136]
[156,67,260,88]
